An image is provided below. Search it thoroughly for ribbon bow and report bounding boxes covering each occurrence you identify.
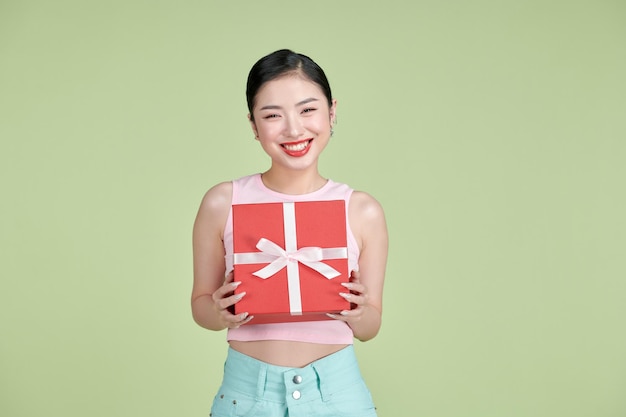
[252,238,343,279]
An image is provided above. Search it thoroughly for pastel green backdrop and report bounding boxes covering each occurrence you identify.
[1,1,625,416]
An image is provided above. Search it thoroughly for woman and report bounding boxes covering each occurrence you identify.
[192,49,388,416]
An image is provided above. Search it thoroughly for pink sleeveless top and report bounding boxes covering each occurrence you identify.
[225,174,358,344]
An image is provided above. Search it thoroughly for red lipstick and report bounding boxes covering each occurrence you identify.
[281,139,312,157]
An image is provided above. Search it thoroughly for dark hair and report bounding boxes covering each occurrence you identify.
[246,49,332,121]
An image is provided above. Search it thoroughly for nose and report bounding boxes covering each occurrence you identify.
[284,114,304,138]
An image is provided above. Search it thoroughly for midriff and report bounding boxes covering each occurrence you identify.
[229,340,349,368]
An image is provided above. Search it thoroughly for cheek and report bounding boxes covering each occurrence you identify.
[257,122,285,138]
[312,118,331,133]
[313,112,332,127]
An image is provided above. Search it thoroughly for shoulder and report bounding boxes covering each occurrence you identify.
[195,181,233,233]
[348,190,387,249]
[199,181,232,212]
[348,190,386,222]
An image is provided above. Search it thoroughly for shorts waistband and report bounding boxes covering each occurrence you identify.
[222,346,363,404]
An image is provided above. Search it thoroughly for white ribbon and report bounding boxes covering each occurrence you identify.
[233,202,347,314]
[251,238,346,280]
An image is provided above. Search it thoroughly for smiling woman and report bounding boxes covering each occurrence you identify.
[191,49,388,416]
[250,75,336,173]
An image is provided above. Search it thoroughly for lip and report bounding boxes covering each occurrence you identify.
[281,139,313,157]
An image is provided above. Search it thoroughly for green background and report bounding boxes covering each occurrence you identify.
[1,1,625,416]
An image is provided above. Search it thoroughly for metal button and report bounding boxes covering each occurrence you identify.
[292,375,303,384]
[292,390,301,400]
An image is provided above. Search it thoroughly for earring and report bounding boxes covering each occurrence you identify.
[330,129,334,137]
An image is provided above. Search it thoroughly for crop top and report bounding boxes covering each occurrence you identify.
[224,174,359,344]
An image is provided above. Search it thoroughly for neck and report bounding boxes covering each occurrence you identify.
[261,167,327,195]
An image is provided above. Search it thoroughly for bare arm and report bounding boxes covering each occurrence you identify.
[330,191,388,341]
[191,182,251,330]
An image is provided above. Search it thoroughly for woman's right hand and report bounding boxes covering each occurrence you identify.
[211,272,254,328]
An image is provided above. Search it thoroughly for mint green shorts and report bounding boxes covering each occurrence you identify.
[210,345,377,417]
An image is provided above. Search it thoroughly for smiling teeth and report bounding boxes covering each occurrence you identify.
[283,140,310,151]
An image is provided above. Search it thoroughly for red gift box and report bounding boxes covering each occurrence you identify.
[232,200,350,324]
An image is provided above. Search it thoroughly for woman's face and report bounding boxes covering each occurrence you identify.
[249,75,336,171]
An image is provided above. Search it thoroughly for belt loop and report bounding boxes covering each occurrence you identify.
[256,364,267,400]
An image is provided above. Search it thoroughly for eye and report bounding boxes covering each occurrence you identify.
[263,113,280,119]
[301,107,317,114]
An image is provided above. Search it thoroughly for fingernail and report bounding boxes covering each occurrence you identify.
[326,313,337,319]
[240,312,249,319]
[340,310,349,316]
[234,291,246,300]
[341,282,352,288]
[339,292,351,299]
[232,281,242,287]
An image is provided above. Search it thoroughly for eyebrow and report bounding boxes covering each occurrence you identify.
[259,97,319,111]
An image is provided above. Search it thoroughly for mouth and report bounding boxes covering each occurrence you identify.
[281,139,312,157]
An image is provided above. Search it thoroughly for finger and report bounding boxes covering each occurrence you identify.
[213,289,244,314]
[239,314,254,326]
[326,308,362,322]
[227,312,255,328]
[341,281,366,295]
[340,309,363,322]
[339,292,366,307]
[226,312,250,328]
[224,271,235,284]
[326,312,344,321]
[217,291,246,311]
[212,281,242,303]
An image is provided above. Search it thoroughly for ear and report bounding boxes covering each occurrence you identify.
[248,113,259,140]
[329,99,338,126]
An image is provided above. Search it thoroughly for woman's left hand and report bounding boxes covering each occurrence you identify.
[327,270,368,324]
